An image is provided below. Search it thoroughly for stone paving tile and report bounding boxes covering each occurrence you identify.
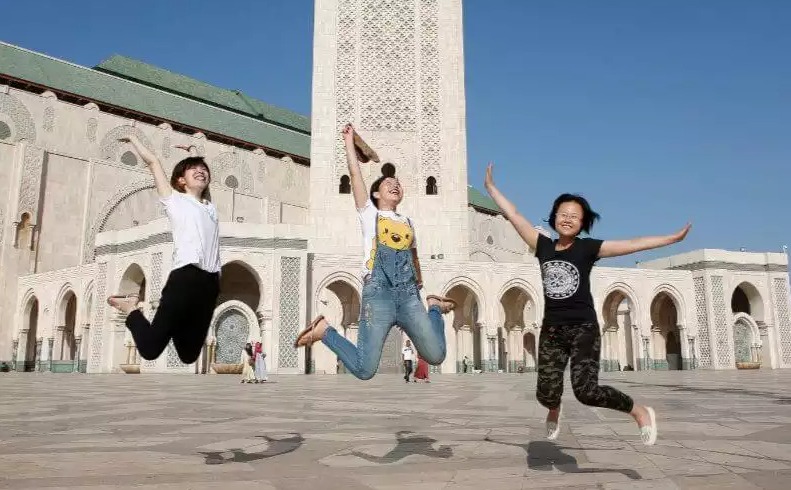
[0,370,790,489]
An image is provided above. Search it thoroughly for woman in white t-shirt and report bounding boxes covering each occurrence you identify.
[107,136,221,365]
[293,123,456,380]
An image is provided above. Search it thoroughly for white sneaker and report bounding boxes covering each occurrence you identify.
[546,404,562,440]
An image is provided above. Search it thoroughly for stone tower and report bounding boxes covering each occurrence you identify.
[309,0,470,261]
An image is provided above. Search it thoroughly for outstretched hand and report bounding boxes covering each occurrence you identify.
[484,162,496,192]
[673,223,692,243]
[341,123,354,144]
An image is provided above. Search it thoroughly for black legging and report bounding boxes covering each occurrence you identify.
[536,322,634,414]
[126,264,220,364]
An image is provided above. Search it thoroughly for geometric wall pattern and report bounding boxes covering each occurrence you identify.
[711,275,732,367]
[773,277,791,365]
[278,257,301,369]
[693,276,712,368]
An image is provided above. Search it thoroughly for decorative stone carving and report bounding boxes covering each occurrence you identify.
[89,263,107,371]
[150,252,163,301]
[43,106,55,132]
[773,278,791,365]
[99,125,153,161]
[86,118,98,142]
[278,257,301,368]
[17,145,45,219]
[333,0,442,182]
[692,277,711,367]
[0,92,36,142]
[711,276,732,367]
[162,137,172,159]
[83,179,155,263]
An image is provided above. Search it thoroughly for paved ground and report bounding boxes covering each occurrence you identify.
[1,370,790,489]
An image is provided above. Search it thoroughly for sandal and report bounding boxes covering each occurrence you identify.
[426,295,457,312]
[106,294,141,311]
[639,407,658,446]
[293,315,325,348]
[546,404,562,440]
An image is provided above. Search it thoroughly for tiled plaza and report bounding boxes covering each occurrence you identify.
[1,370,790,489]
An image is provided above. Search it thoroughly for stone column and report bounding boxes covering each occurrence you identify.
[47,337,54,372]
[53,326,65,363]
[651,326,666,370]
[35,338,43,372]
[11,337,19,372]
[73,336,82,373]
[758,323,770,368]
[486,333,497,372]
[676,324,687,370]
[17,329,28,371]
[686,337,697,370]
[641,335,651,371]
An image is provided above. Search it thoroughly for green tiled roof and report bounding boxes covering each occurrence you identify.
[95,55,309,134]
[2,41,503,212]
[467,186,501,214]
[0,42,310,158]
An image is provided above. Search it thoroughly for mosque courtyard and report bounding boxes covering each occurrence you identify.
[1,370,790,489]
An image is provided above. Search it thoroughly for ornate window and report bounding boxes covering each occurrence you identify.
[426,176,438,195]
[0,121,11,140]
[339,175,351,194]
[225,175,239,189]
[120,151,138,166]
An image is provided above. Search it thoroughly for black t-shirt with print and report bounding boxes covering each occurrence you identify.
[535,234,603,326]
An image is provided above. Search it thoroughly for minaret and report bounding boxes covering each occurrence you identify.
[309,0,470,261]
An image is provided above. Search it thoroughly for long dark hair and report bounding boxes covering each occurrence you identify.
[548,193,600,235]
[369,163,396,209]
[170,157,211,201]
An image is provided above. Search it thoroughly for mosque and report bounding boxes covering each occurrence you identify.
[0,0,789,376]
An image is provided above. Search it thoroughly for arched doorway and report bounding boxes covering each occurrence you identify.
[447,284,482,372]
[58,292,78,362]
[23,297,39,372]
[731,282,768,367]
[313,279,361,374]
[499,286,536,373]
[118,264,146,300]
[650,292,682,370]
[218,261,261,312]
[602,289,637,371]
[117,264,147,367]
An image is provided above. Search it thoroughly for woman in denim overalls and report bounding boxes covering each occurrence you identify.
[294,123,457,380]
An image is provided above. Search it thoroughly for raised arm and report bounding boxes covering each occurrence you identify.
[118,136,171,198]
[598,223,691,258]
[484,163,540,251]
[341,123,369,209]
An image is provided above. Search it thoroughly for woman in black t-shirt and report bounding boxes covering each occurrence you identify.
[484,163,690,446]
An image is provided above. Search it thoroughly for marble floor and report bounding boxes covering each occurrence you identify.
[1,369,790,489]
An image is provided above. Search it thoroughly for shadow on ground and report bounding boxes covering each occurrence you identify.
[485,437,641,480]
[199,433,304,465]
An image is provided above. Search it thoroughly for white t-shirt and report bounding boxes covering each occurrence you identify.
[358,199,417,278]
[160,191,221,273]
[402,346,415,362]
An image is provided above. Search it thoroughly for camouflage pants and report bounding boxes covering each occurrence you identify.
[536,322,634,414]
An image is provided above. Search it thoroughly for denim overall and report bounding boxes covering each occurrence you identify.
[322,214,447,380]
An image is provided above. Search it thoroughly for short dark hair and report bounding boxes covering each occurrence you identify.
[369,163,397,209]
[170,157,211,201]
[548,193,600,235]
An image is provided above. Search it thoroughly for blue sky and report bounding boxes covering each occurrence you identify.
[1,1,789,267]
